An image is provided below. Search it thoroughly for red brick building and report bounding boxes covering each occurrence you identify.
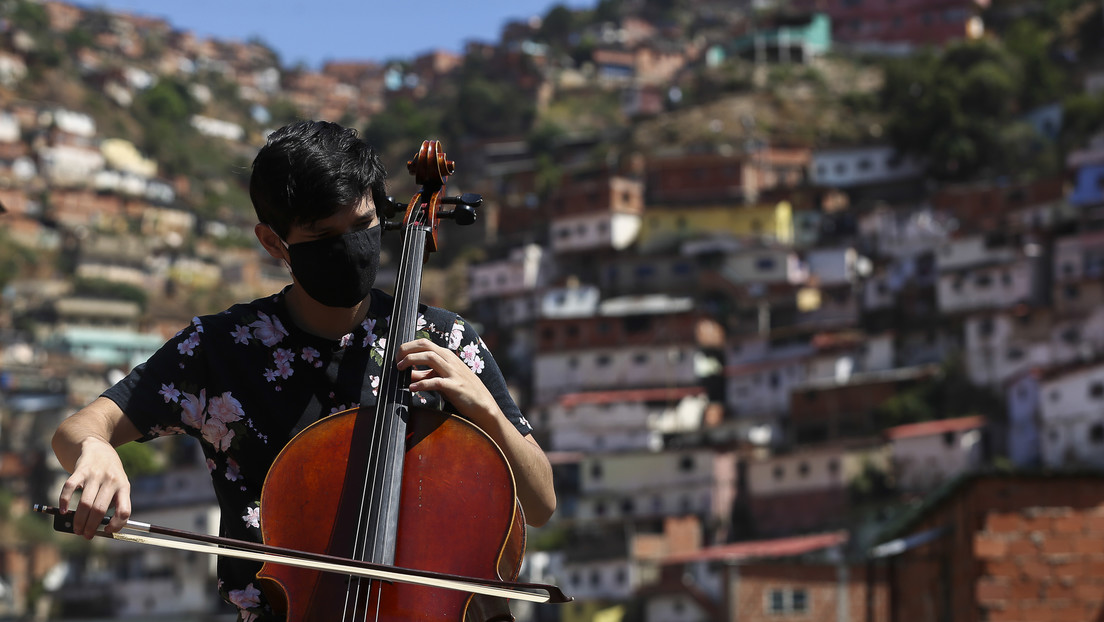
[789,0,988,50]
[873,472,1104,622]
[642,531,888,621]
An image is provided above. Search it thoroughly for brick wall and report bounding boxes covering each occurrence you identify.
[888,474,1104,622]
[976,506,1104,621]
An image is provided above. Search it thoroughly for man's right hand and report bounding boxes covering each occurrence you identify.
[58,437,132,539]
[52,396,143,539]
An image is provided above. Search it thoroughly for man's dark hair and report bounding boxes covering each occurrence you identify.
[249,120,388,239]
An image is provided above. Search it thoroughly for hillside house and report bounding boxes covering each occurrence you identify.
[857,204,951,259]
[47,188,126,231]
[724,338,811,445]
[592,47,636,86]
[38,143,104,188]
[644,531,882,622]
[546,168,644,254]
[631,39,692,85]
[932,176,1066,235]
[557,517,701,610]
[884,415,986,493]
[597,250,712,299]
[789,0,987,51]
[543,386,708,453]
[789,365,935,446]
[809,145,924,193]
[745,442,887,536]
[964,307,1059,390]
[1067,134,1104,208]
[73,231,153,288]
[531,295,710,404]
[575,448,736,526]
[468,244,554,322]
[1036,359,1104,470]
[646,150,808,206]
[1052,229,1104,317]
[730,12,832,64]
[803,330,895,382]
[52,297,141,332]
[719,243,807,286]
[638,200,795,252]
[935,235,1044,315]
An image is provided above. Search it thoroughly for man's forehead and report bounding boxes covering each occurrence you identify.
[301,198,376,230]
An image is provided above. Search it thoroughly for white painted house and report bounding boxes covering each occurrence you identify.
[1037,360,1104,469]
[884,415,986,492]
[576,448,736,525]
[809,145,925,189]
[544,386,708,453]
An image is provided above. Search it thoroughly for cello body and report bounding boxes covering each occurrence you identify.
[257,404,525,621]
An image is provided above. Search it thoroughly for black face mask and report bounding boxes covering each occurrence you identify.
[285,224,381,308]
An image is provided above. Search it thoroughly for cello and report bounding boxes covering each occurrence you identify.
[36,140,570,619]
[255,139,529,621]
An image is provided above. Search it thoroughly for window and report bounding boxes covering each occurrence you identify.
[620,498,635,515]
[756,257,776,271]
[767,588,809,614]
[943,431,957,447]
[679,455,695,472]
[792,589,808,613]
[1091,382,1104,399]
[590,462,603,479]
[773,465,785,480]
[769,589,786,613]
[1092,424,1104,444]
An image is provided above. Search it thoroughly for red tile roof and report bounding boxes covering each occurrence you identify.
[663,530,848,565]
[884,415,986,441]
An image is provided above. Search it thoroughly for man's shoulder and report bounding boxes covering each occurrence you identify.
[194,292,285,331]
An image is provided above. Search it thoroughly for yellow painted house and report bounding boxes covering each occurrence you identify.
[639,201,794,251]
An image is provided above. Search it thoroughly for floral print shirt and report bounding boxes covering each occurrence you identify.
[102,288,531,621]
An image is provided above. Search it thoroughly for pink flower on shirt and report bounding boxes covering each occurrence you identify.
[208,392,244,424]
[159,383,180,403]
[249,312,287,346]
[180,390,207,429]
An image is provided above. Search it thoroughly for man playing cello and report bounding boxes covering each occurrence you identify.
[50,120,556,621]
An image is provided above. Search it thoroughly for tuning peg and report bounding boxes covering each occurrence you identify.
[440,203,477,226]
[441,193,483,208]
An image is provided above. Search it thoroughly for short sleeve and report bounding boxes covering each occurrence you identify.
[102,319,207,441]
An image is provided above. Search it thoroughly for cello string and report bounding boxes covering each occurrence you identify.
[348,201,426,618]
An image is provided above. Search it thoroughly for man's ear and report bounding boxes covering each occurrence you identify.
[255,223,287,262]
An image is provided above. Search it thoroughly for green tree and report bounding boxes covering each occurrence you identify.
[1002,19,1066,108]
[116,442,163,477]
[538,4,576,48]
[0,229,36,288]
[882,39,1029,180]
